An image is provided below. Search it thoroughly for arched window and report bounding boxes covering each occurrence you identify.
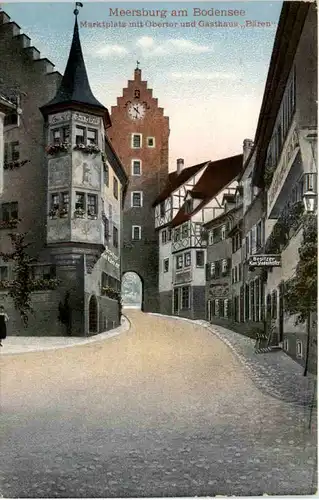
[296,340,303,359]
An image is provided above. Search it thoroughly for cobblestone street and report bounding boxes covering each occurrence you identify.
[0,311,317,498]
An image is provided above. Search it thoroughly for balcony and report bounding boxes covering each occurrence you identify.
[173,268,192,285]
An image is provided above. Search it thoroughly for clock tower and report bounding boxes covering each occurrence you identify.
[108,65,169,312]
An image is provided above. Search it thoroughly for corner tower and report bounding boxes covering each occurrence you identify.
[108,64,169,312]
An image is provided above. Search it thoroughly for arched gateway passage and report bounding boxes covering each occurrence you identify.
[121,272,143,310]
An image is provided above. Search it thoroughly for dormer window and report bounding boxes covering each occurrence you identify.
[184,199,193,214]
[160,201,165,218]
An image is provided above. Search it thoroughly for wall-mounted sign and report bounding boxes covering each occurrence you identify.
[49,111,71,124]
[74,113,100,126]
[248,254,281,268]
[104,247,120,269]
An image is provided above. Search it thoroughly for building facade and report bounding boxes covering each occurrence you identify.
[154,155,243,320]
[108,67,169,312]
[0,11,127,336]
[251,2,317,369]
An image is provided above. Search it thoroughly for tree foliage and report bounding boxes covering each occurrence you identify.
[284,214,317,324]
[0,233,35,327]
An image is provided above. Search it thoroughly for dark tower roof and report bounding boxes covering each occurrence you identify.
[41,16,111,126]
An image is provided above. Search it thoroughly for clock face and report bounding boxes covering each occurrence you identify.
[127,102,146,121]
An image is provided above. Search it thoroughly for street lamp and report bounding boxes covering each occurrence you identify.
[302,189,317,213]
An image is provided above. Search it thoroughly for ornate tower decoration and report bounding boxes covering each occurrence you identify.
[109,64,169,312]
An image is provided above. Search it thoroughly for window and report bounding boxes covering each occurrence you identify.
[195,223,202,236]
[132,225,141,240]
[161,230,167,244]
[167,228,172,241]
[87,128,97,145]
[256,221,262,250]
[132,134,142,148]
[210,262,216,278]
[113,225,118,248]
[174,228,181,242]
[296,340,303,359]
[4,141,20,164]
[160,202,165,218]
[184,200,193,214]
[87,194,97,217]
[147,137,155,148]
[61,192,69,214]
[1,202,18,222]
[53,129,61,144]
[173,288,179,313]
[176,255,183,270]
[62,126,70,142]
[215,299,220,316]
[132,192,142,207]
[132,160,141,176]
[224,299,229,318]
[51,193,59,211]
[113,177,119,200]
[103,163,109,186]
[245,235,250,258]
[238,263,242,281]
[75,126,85,145]
[221,224,226,240]
[104,217,110,239]
[196,250,204,268]
[0,266,8,280]
[182,223,189,238]
[4,110,18,127]
[181,286,190,310]
[75,192,85,210]
[164,259,169,273]
[208,230,214,245]
[184,252,191,267]
[283,338,289,351]
[272,290,278,319]
[222,258,228,274]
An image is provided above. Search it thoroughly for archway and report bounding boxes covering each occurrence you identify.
[88,295,98,333]
[121,272,143,310]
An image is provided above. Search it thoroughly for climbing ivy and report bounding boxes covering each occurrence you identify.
[0,233,35,327]
[284,214,317,324]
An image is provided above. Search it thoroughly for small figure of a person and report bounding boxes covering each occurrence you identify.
[0,305,9,346]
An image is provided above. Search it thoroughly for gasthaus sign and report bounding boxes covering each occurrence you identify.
[248,255,282,268]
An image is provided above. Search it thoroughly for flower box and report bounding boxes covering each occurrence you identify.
[59,209,68,218]
[74,208,86,218]
[46,142,70,155]
[4,159,29,170]
[102,286,121,301]
[73,143,101,154]
[0,219,19,230]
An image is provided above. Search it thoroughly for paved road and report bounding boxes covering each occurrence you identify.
[0,311,316,497]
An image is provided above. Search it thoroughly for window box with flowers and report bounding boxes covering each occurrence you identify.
[87,209,97,220]
[74,208,86,218]
[46,142,70,156]
[49,207,59,219]
[4,159,29,170]
[59,207,68,218]
[0,219,20,230]
[73,144,101,155]
[102,286,121,301]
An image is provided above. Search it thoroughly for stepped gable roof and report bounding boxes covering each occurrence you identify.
[170,154,243,228]
[41,17,110,125]
[152,161,209,207]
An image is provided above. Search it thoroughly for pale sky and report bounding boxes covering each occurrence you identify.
[2,1,282,170]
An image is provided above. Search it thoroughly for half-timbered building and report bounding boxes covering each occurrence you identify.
[154,154,243,319]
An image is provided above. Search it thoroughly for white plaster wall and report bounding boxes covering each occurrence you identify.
[191,247,206,286]
[159,238,172,292]
[0,112,4,196]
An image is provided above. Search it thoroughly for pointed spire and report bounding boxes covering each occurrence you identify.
[41,11,107,115]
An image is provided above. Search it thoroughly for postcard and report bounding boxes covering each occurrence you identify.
[0,1,317,498]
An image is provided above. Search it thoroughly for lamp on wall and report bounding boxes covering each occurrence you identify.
[302,189,317,213]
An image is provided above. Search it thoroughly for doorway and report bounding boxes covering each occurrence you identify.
[89,295,98,333]
[121,272,143,310]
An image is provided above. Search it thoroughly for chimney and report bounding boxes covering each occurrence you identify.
[243,138,254,164]
[176,158,184,175]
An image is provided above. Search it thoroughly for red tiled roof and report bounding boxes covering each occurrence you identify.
[170,154,243,228]
[152,161,209,207]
